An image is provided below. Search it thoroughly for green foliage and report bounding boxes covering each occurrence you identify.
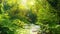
[0,26,14,34]
[0,0,60,34]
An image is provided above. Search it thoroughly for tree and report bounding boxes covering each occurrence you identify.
[0,0,60,34]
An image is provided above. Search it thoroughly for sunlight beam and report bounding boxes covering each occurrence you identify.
[18,0,35,10]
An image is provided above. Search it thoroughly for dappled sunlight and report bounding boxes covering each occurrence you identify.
[30,24,40,34]
[15,24,40,34]
[0,0,59,34]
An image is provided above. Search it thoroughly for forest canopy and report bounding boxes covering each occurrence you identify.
[0,0,60,34]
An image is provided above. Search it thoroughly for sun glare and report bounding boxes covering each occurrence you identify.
[21,0,27,5]
[19,0,35,10]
